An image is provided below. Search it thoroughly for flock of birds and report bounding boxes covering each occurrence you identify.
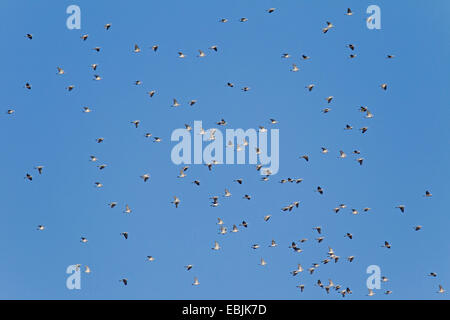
[15,6,446,299]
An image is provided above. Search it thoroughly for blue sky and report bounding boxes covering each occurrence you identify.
[0,0,449,299]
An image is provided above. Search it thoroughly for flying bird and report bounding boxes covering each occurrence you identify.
[172,196,180,208]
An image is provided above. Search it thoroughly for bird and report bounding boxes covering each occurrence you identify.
[219,226,228,235]
[396,205,405,213]
[438,285,445,293]
[81,34,89,41]
[57,67,65,75]
[35,166,44,174]
[172,99,181,107]
[141,174,150,182]
[345,8,353,16]
[37,225,45,231]
[133,44,141,53]
[119,279,128,286]
[382,241,391,249]
[109,202,117,209]
[291,64,299,72]
[300,155,309,162]
[185,265,193,271]
[212,241,220,250]
[80,237,88,243]
[268,8,276,13]
[192,277,200,286]
[120,232,128,240]
[104,23,111,30]
[171,196,180,208]
[291,264,303,276]
[425,190,432,197]
[322,21,334,33]
[259,258,267,266]
[123,204,131,214]
[178,169,187,178]
[26,33,33,40]
[381,83,388,90]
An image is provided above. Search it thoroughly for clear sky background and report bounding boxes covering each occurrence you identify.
[0,0,449,299]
